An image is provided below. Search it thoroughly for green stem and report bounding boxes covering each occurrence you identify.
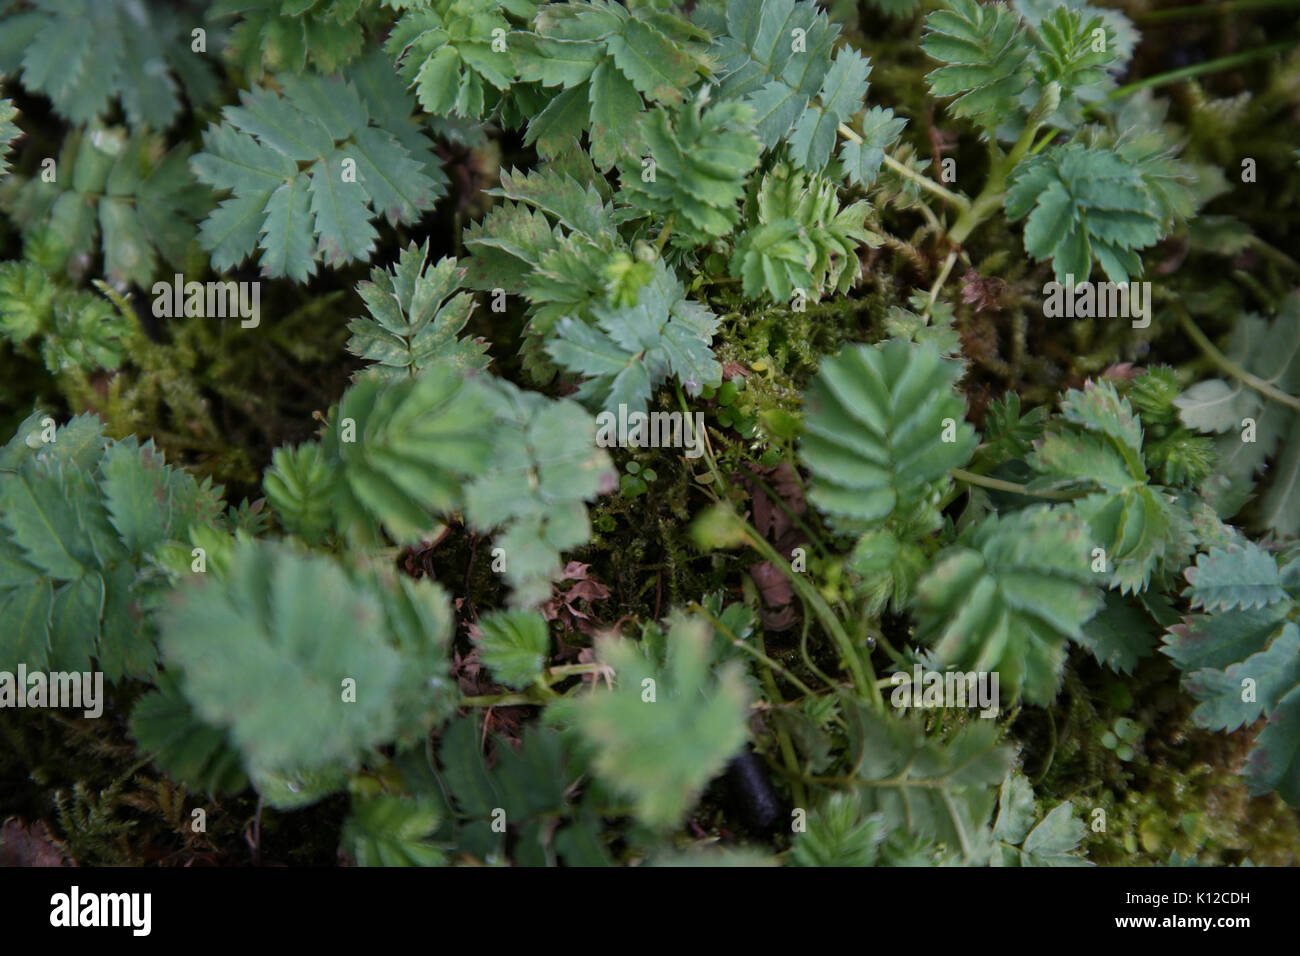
[839,122,971,211]
[950,467,1084,501]
[922,86,1059,314]
[654,215,675,254]
[754,663,808,808]
[1108,42,1296,100]
[460,691,540,707]
[1175,307,1300,412]
[1136,0,1300,23]
[690,602,819,699]
[736,516,880,709]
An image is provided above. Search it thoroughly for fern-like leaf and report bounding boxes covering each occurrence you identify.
[619,94,761,242]
[346,241,490,378]
[3,127,207,288]
[1004,142,1164,283]
[729,162,878,303]
[192,62,444,278]
[1,0,218,130]
[799,339,977,533]
[922,0,1033,130]
[547,262,722,413]
[1030,380,1193,593]
[0,413,223,681]
[913,506,1103,704]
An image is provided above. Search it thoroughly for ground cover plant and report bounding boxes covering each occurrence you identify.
[1,0,1299,868]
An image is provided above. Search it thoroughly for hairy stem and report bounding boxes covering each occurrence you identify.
[839,122,971,211]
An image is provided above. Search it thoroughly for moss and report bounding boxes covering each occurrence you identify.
[1022,654,1300,866]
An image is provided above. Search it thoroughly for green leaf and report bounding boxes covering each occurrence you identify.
[619,97,761,242]
[323,367,496,546]
[567,615,751,829]
[1179,295,1300,537]
[913,506,1103,705]
[799,339,977,533]
[1005,143,1164,283]
[263,442,337,545]
[0,91,20,177]
[731,162,877,303]
[1183,623,1300,733]
[922,0,1033,130]
[386,1,517,120]
[1075,591,1157,674]
[129,671,248,796]
[157,542,428,779]
[1030,381,1191,594]
[309,156,378,268]
[14,0,215,129]
[346,241,489,379]
[1245,686,1300,804]
[474,609,551,689]
[787,47,871,170]
[464,381,614,606]
[191,64,442,278]
[341,794,444,866]
[547,262,722,413]
[711,0,847,167]
[848,703,1012,861]
[1184,544,1289,613]
[838,106,907,188]
[790,791,887,867]
[5,129,206,288]
[259,174,316,282]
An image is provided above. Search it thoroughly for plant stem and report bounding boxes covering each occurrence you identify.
[950,467,1084,501]
[839,122,971,211]
[1175,307,1300,412]
[921,86,1058,313]
[1136,0,1300,23]
[690,602,819,699]
[736,517,880,709]
[675,383,879,708]
[654,215,675,254]
[1107,42,1296,100]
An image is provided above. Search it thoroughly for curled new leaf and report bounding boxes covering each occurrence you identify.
[619,95,761,242]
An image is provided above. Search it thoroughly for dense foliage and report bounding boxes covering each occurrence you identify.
[1,0,1299,867]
